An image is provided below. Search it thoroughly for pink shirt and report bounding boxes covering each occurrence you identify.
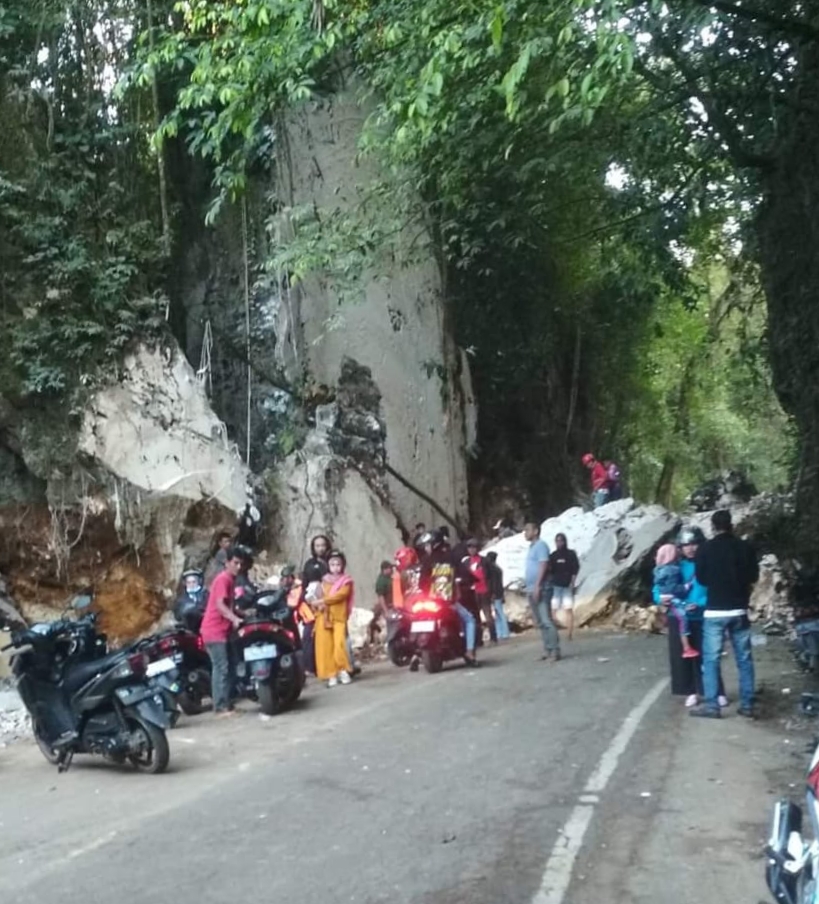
[200,570,236,643]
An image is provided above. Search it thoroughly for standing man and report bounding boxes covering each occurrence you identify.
[204,530,233,589]
[548,533,580,641]
[200,548,244,717]
[582,454,611,508]
[370,560,394,643]
[465,539,497,645]
[524,523,560,662]
[485,551,511,640]
[691,510,759,719]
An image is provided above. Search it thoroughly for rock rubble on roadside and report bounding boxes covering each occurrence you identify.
[484,499,679,628]
[0,685,30,745]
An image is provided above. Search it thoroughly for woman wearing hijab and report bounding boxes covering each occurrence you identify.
[300,534,331,675]
[315,550,355,688]
[654,526,727,708]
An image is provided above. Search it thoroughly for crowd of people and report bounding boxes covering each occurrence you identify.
[185,515,588,709]
[183,497,760,719]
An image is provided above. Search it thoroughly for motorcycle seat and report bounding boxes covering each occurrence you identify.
[64,651,128,692]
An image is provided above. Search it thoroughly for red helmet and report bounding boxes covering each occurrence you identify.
[581,453,595,466]
[394,546,419,572]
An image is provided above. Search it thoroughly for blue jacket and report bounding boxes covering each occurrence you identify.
[652,557,707,619]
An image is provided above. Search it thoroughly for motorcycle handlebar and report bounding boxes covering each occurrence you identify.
[9,614,99,650]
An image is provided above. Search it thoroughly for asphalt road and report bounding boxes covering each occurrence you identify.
[0,632,768,903]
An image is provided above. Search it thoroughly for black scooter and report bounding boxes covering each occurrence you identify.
[3,613,172,773]
[386,607,414,667]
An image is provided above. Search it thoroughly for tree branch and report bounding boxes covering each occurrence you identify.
[640,42,775,170]
[685,0,819,43]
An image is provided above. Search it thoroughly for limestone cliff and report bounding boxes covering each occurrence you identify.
[267,85,475,584]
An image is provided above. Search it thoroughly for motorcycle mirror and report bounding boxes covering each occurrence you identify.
[71,594,93,611]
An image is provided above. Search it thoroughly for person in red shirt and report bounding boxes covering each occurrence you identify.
[465,539,497,645]
[582,453,611,509]
[200,549,244,716]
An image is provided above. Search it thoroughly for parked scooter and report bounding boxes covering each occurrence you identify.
[2,611,171,773]
[132,627,212,717]
[766,739,819,903]
[233,587,305,715]
[386,607,414,667]
[790,569,819,674]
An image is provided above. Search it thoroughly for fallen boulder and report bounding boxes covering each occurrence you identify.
[485,499,679,627]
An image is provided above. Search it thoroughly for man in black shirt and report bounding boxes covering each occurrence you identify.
[548,533,580,641]
[691,510,759,719]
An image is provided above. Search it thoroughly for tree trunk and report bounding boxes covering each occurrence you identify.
[754,44,819,562]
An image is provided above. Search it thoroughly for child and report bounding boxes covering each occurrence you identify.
[653,544,699,659]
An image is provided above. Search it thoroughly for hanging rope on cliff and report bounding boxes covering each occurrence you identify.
[242,197,252,468]
[197,319,213,397]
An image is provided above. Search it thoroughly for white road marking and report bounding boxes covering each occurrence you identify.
[67,831,118,860]
[532,677,669,904]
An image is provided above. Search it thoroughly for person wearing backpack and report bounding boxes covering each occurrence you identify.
[604,460,623,501]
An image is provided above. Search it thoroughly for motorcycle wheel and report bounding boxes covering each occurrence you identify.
[388,642,412,668]
[422,650,443,674]
[126,717,170,774]
[177,689,207,716]
[33,724,62,766]
[257,681,282,716]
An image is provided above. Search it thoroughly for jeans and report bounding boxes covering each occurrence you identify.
[206,641,232,712]
[476,593,497,643]
[493,599,511,639]
[592,489,610,509]
[530,587,560,654]
[702,615,755,710]
[454,602,476,652]
[346,635,358,670]
[301,622,316,674]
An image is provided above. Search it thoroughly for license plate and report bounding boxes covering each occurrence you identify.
[244,643,277,662]
[146,656,176,677]
[410,620,436,633]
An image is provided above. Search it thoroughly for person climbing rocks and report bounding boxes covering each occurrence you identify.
[582,453,611,508]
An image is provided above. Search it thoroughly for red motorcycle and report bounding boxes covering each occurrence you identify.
[407,599,467,673]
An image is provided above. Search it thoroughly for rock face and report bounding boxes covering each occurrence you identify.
[277,85,475,538]
[0,342,250,641]
[485,499,679,626]
[79,344,247,514]
[273,395,400,606]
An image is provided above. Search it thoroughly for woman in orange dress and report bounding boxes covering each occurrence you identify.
[314,550,354,688]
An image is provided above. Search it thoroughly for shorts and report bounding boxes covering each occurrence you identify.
[551,585,574,610]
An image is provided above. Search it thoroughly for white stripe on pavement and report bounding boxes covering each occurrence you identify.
[532,676,670,904]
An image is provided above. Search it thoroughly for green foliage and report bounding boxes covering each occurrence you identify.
[623,260,794,506]
[133,0,796,507]
[0,0,169,401]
